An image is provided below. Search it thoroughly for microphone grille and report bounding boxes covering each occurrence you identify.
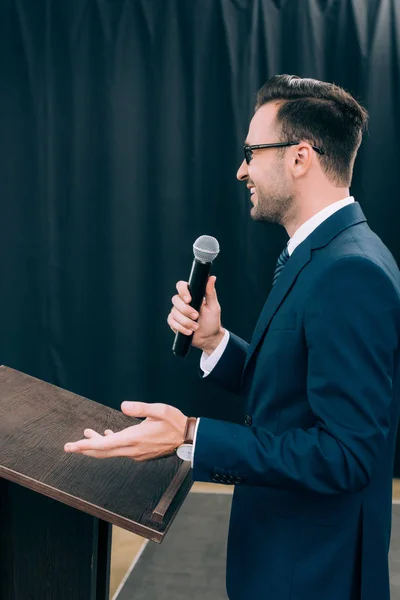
[193,235,220,263]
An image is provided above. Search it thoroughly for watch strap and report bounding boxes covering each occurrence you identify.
[183,417,197,444]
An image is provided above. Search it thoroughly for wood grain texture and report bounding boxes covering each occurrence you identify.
[151,461,192,523]
[0,366,193,543]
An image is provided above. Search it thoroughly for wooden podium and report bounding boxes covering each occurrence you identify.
[0,366,193,599]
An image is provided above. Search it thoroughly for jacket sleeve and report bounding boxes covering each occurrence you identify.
[198,331,249,396]
[193,257,400,494]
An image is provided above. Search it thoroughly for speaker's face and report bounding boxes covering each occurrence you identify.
[237,103,295,226]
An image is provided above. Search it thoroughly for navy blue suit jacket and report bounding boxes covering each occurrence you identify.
[193,203,400,600]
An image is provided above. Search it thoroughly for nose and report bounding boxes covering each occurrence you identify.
[237,159,248,181]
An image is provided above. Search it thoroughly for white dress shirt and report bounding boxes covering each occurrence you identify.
[191,196,355,467]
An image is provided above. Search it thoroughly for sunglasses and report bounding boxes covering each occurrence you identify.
[243,142,325,165]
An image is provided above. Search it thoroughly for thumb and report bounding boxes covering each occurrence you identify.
[121,401,165,420]
[204,275,218,308]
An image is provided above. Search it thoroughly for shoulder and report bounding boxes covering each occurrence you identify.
[304,254,400,355]
[318,254,393,281]
[306,255,400,315]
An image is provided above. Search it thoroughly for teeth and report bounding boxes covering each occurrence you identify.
[250,187,255,194]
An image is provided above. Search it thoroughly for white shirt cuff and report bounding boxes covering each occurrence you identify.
[200,329,230,377]
[191,417,201,468]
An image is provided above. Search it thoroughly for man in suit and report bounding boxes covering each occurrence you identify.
[65,75,400,600]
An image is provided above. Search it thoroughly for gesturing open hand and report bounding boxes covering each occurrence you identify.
[64,401,188,461]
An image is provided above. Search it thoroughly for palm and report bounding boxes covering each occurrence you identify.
[64,401,188,461]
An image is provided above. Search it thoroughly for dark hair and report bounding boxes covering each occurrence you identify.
[255,75,369,186]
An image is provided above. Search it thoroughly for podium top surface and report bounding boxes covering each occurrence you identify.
[0,366,193,543]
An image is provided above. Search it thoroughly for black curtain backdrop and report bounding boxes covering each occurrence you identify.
[0,0,400,467]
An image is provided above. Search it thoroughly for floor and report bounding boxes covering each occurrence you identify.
[109,482,234,598]
[109,480,400,599]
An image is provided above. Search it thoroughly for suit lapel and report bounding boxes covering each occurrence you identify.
[242,202,368,378]
[243,241,311,375]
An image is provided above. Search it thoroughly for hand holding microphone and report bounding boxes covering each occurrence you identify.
[167,235,225,357]
[65,236,225,463]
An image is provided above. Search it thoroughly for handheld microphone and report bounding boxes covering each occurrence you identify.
[172,235,220,358]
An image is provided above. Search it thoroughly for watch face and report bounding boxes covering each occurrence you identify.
[176,444,193,461]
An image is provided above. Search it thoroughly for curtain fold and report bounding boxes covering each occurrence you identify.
[0,1,399,468]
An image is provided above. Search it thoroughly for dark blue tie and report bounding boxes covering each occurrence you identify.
[272,245,290,286]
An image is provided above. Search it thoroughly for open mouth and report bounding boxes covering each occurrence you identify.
[250,187,256,196]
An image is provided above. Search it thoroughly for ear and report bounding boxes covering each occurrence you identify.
[291,143,313,178]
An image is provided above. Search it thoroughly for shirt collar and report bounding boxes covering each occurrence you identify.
[287,196,355,256]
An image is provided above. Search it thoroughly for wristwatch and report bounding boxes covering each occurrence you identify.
[176,417,197,461]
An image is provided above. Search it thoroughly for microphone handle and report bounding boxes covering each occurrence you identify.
[172,259,212,358]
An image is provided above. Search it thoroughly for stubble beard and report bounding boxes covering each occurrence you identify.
[251,187,295,225]
[250,157,295,225]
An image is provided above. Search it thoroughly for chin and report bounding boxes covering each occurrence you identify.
[251,207,277,224]
[250,208,263,222]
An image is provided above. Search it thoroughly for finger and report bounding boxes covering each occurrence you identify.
[167,315,194,336]
[64,428,137,452]
[176,281,191,303]
[167,313,177,333]
[83,429,102,439]
[171,295,199,320]
[171,307,199,331]
[204,276,219,308]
